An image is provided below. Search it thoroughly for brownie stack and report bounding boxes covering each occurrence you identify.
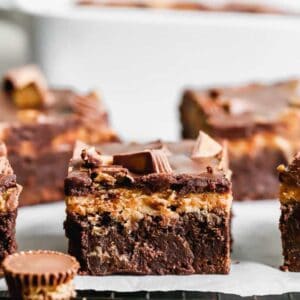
[1,65,118,206]
[64,132,232,275]
[180,80,300,200]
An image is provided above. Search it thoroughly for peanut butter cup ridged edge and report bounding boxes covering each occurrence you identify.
[2,250,79,299]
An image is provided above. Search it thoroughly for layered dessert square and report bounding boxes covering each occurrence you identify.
[0,142,22,263]
[0,65,118,206]
[64,132,232,275]
[180,80,300,200]
[278,154,300,271]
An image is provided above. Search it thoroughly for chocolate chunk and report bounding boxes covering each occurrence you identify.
[113,150,172,174]
[2,65,54,109]
[81,147,101,167]
[191,131,222,159]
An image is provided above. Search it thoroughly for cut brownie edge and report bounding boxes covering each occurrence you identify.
[65,209,230,275]
[278,154,300,271]
[232,146,287,200]
[280,202,300,271]
[0,210,17,262]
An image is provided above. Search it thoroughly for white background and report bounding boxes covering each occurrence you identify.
[1,1,300,141]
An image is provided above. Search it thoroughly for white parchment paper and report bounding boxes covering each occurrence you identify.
[1,200,300,296]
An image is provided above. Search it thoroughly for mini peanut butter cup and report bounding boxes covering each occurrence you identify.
[2,250,79,300]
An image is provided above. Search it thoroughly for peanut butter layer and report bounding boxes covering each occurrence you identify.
[0,185,22,212]
[66,189,232,222]
[279,184,300,204]
[21,281,76,300]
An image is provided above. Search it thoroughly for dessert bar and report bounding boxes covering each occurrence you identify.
[180,80,299,200]
[1,65,118,206]
[0,142,22,263]
[64,132,232,275]
[278,154,300,271]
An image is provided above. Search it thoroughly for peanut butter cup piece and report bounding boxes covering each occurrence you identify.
[191,131,223,159]
[2,250,79,300]
[3,65,54,109]
[113,149,172,174]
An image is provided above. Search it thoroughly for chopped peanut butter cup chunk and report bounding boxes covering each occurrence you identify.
[113,149,172,174]
[3,65,53,109]
[191,131,223,161]
[3,250,79,300]
[64,131,232,275]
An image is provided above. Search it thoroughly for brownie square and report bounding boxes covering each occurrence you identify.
[278,153,300,271]
[180,80,300,200]
[0,142,22,262]
[64,132,232,275]
[1,65,118,206]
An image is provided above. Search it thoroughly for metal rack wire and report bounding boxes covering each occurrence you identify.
[0,291,299,300]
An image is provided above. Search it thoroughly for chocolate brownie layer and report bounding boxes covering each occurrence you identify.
[278,153,300,271]
[280,202,300,271]
[9,150,72,206]
[231,147,287,200]
[0,210,17,262]
[65,209,230,275]
[0,142,21,263]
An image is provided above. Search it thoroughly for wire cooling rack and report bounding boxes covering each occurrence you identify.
[0,291,299,299]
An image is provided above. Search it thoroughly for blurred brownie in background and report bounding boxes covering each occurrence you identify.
[1,65,118,206]
[64,132,232,275]
[78,0,284,14]
[0,142,22,263]
[278,154,300,271]
[180,80,300,200]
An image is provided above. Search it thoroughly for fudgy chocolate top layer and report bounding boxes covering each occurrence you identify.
[183,79,300,139]
[278,152,300,187]
[65,132,231,196]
